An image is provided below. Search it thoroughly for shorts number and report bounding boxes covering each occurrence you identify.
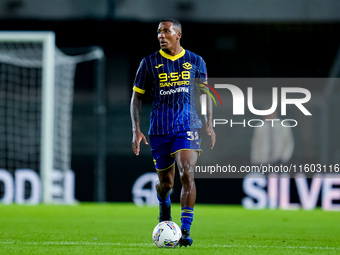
[187,131,199,141]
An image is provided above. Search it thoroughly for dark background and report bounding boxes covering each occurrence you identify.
[1,0,340,204]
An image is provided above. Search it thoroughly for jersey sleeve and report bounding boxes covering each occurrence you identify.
[197,57,208,83]
[133,58,150,95]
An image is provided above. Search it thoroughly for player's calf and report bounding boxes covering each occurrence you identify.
[179,207,194,247]
[158,193,172,222]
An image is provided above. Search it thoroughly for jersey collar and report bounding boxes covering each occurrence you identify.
[159,47,185,61]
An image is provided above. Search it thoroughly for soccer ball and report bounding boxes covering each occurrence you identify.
[152,221,182,248]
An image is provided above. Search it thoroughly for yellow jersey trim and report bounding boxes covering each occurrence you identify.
[133,86,146,95]
[159,48,185,61]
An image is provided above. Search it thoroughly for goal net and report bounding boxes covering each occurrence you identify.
[0,32,103,204]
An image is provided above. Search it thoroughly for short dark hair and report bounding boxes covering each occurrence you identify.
[160,18,182,33]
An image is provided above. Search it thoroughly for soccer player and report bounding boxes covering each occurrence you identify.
[130,18,215,247]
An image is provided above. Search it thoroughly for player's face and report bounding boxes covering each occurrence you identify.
[157,22,181,52]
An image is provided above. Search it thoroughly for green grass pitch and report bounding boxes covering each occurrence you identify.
[0,203,339,254]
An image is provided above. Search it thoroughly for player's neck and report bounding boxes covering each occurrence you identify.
[163,44,182,56]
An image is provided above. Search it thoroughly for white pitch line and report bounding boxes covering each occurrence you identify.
[211,244,337,250]
[0,241,337,251]
[0,241,153,246]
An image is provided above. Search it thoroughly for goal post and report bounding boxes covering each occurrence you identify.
[40,32,55,204]
[0,31,105,204]
[0,31,55,203]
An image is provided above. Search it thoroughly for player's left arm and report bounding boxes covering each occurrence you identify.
[200,86,216,149]
[198,59,216,149]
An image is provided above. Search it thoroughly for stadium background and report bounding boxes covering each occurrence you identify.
[0,0,340,206]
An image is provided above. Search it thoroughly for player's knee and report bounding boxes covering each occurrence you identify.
[179,165,194,185]
[161,182,173,193]
[159,179,174,192]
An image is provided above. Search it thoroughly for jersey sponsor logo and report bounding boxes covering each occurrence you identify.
[182,62,192,70]
[159,71,191,87]
[155,64,163,69]
[160,87,189,95]
[160,80,190,87]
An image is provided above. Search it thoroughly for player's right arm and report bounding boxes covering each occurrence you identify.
[130,90,148,156]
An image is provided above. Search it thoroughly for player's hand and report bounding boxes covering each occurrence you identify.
[205,123,216,149]
[132,130,148,156]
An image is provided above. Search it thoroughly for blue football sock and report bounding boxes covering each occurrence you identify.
[181,207,194,231]
[157,193,171,207]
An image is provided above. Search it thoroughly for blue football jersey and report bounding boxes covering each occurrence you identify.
[133,48,207,135]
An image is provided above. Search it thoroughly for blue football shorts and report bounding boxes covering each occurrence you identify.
[149,129,202,171]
